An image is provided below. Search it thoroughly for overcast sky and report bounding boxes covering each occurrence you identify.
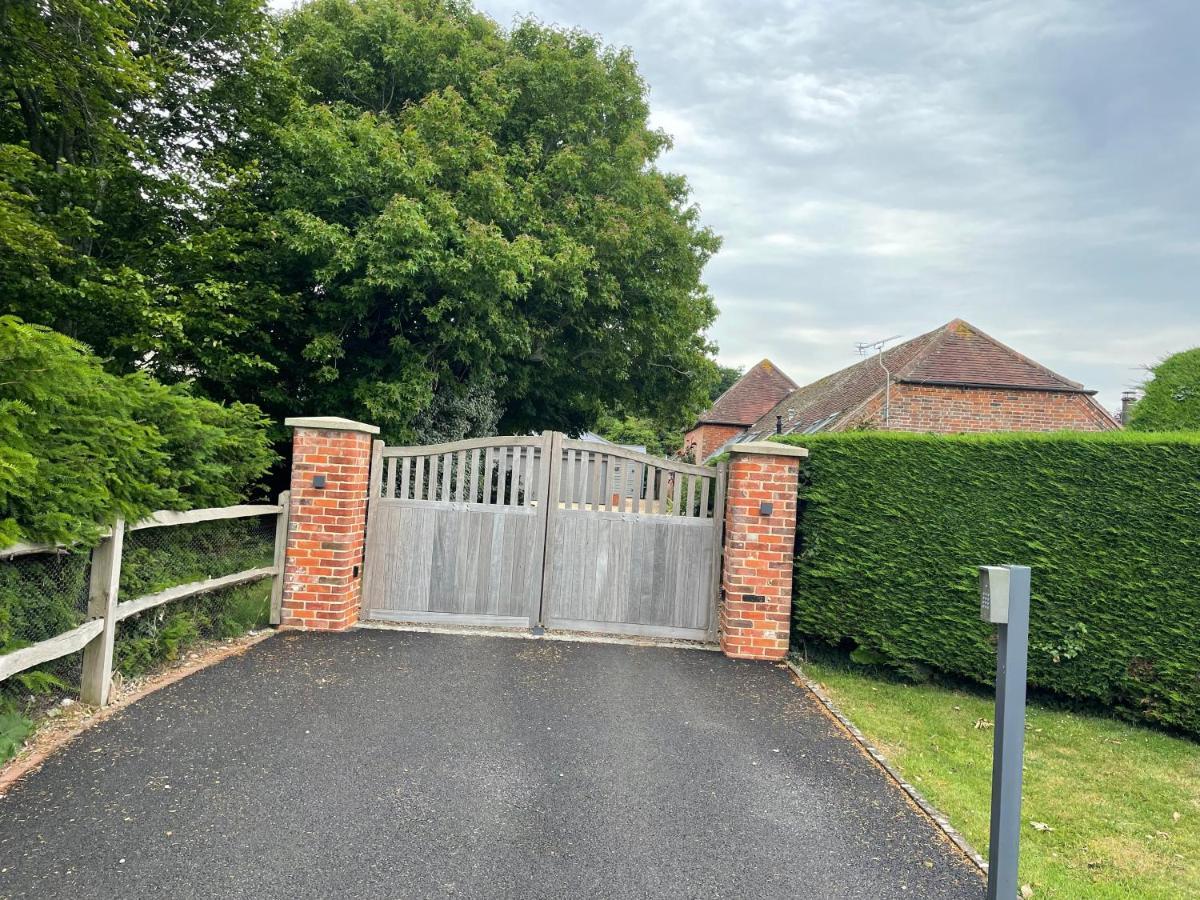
[468,0,1199,413]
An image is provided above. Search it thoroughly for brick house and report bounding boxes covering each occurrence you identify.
[691,319,1118,460]
[683,359,797,462]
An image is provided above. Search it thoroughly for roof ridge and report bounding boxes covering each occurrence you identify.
[898,319,1084,390]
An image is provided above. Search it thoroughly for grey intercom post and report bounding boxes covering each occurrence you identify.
[979,564,1031,900]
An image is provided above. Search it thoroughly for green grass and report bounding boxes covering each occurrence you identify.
[798,654,1200,899]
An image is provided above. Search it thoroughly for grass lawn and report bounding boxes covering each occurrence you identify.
[797,654,1200,900]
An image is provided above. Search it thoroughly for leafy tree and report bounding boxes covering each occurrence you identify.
[0,317,275,546]
[2,0,721,446]
[0,0,283,370]
[1128,348,1200,431]
[595,412,681,458]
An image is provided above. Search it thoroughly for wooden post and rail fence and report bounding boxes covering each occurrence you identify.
[0,499,290,706]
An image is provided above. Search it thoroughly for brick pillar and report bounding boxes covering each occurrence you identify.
[280,417,379,631]
[720,441,808,660]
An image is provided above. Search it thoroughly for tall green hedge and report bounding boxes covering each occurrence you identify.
[780,431,1200,736]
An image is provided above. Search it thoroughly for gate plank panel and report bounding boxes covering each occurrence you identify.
[364,433,724,638]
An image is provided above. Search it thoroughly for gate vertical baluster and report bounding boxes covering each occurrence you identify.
[468,449,480,504]
[605,455,617,511]
[587,452,599,510]
[455,451,466,503]
[484,447,496,504]
[437,453,450,501]
[699,476,711,520]
[399,456,411,501]
[508,447,523,506]
[385,457,397,500]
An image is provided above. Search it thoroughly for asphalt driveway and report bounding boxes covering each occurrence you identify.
[0,630,982,899]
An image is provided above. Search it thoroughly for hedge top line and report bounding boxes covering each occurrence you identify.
[772,430,1200,448]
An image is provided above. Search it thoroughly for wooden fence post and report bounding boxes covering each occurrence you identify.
[269,490,290,626]
[80,516,124,706]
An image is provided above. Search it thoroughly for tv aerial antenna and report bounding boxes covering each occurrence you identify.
[855,334,902,426]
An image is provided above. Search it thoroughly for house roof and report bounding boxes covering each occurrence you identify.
[746,319,1103,437]
[695,359,797,426]
[579,431,646,455]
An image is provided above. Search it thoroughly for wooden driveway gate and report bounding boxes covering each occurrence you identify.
[361,433,726,640]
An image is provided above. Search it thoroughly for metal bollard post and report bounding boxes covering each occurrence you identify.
[979,564,1031,900]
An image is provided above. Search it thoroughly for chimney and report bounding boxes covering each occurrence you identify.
[1120,391,1138,426]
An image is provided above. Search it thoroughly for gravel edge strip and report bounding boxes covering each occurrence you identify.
[785,659,989,875]
[355,619,720,652]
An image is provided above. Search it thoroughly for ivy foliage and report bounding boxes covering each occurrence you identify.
[780,431,1200,735]
[0,317,275,547]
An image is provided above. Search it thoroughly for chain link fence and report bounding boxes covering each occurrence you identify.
[0,548,92,690]
[2,514,279,708]
[113,517,276,678]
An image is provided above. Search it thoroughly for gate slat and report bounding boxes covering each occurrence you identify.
[384,458,396,500]
[468,448,480,504]
[646,465,658,514]
[508,447,523,506]
[484,447,496,504]
[699,476,711,520]
[587,451,600,510]
[685,474,697,518]
[414,456,426,500]
[399,457,411,500]
[575,449,586,508]
[671,470,683,516]
[528,447,540,506]
[559,449,572,509]
[454,451,466,502]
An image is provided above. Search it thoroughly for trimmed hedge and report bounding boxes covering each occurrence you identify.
[780,431,1200,736]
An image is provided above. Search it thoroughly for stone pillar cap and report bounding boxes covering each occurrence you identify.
[729,441,809,458]
[284,416,380,435]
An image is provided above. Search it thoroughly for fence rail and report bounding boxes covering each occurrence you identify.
[0,499,289,706]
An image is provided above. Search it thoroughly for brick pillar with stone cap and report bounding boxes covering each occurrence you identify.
[719,441,808,660]
[280,416,379,631]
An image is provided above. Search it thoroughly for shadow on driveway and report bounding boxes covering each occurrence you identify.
[0,630,982,899]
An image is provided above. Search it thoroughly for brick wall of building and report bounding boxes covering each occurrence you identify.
[684,423,747,463]
[883,384,1118,433]
[719,443,806,661]
[832,384,1117,433]
[280,418,378,631]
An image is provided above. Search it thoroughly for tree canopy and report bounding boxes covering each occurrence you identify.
[1,0,722,445]
[1128,348,1200,432]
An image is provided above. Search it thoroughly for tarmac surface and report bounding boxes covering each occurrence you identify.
[0,629,983,899]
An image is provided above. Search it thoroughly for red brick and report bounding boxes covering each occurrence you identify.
[280,423,375,632]
[719,449,800,662]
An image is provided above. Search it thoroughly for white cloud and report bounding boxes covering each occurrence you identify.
[466,0,1200,410]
